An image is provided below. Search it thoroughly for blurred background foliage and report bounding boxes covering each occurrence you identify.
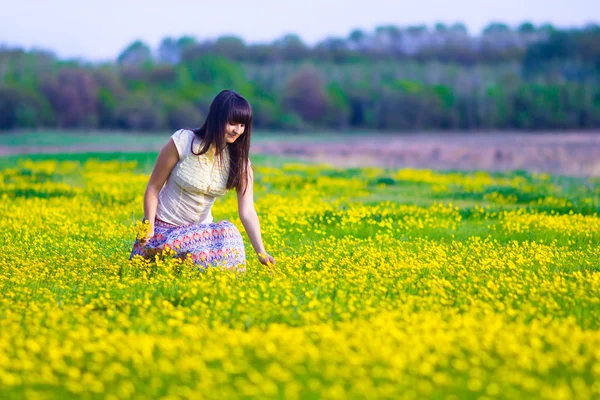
[1,22,599,132]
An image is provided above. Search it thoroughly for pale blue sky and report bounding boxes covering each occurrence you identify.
[0,0,596,61]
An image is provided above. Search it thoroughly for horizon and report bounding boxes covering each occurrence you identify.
[0,0,597,62]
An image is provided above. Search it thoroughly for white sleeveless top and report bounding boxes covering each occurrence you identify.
[156,129,230,226]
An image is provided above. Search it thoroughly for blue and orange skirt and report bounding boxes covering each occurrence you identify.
[130,219,246,272]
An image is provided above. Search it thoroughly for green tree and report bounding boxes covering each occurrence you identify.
[117,41,153,66]
[282,65,328,124]
[0,85,52,129]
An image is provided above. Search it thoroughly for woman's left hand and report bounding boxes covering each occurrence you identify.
[257,252,276,266]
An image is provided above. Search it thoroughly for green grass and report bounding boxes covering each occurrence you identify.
[0,130,169,147]
[0,129,342,148]
[0,152,306,173]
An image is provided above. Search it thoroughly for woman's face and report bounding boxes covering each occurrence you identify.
[225,121,245,144]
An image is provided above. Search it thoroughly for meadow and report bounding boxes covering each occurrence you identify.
[0,148,599,399]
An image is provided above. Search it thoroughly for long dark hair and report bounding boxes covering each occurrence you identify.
[191,90,253,193]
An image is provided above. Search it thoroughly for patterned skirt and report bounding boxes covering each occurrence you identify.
[130,219,246,272]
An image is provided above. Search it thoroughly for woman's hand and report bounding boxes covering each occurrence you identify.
[142,138,180,244]
[257,252,276,266]
[139,227,155,247]
[238,162,275,268]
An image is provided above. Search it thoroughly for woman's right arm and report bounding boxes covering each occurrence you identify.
[140,138,180,244]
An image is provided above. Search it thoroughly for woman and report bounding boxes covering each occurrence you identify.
[130,89,275,271]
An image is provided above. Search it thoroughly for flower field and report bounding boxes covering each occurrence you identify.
[1,154,599,399]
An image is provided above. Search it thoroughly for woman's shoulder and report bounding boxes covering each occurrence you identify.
[170,129,198,159]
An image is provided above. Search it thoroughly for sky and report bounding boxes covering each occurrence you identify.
[0,0,597,61]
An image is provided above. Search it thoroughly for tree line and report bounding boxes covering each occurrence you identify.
[0,22,599,132]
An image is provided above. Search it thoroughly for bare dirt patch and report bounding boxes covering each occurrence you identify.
[253,131,600,177]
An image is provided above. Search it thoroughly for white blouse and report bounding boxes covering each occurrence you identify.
[155,129,230,226]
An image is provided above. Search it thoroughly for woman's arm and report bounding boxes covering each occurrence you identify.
[237,162,275,266]
[140,138,180,245]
